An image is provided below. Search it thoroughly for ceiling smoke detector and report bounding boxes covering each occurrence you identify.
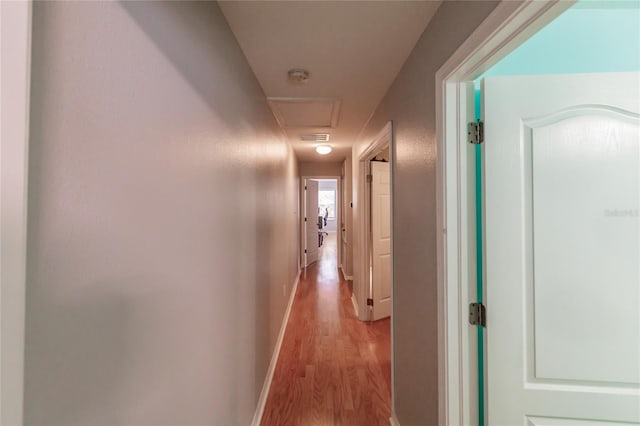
[287,68,310,83]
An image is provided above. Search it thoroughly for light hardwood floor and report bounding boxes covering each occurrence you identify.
[261,232,391,426]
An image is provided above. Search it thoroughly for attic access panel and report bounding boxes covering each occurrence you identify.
[267,97,341,128]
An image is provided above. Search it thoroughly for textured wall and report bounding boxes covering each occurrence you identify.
[351,1,499,423]
[299,161,343,177]
[24,2,299,425]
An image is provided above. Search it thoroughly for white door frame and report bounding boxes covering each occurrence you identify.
[356,121,393,323]
[300,176,342,270]
[355,121,394,419]
[434,1,575,425]
[1,1,32,425]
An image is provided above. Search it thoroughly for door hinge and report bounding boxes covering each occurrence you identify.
[366,174,373,183]
[304,217,307,222]
[305,185,307,190]
[469,302,486,327]
[366,298,374,306]
[467,121,484,144]
[304,249,307,253]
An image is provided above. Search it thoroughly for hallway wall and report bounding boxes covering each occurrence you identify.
[24,2,299,425]
[299,161,342,177]
[352,1,499,424]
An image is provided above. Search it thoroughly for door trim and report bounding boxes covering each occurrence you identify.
[434,1,575,425]
[355,121,394,415]
[1,2,33,424]
[356,121,393,323]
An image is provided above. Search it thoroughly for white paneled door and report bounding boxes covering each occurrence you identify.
[371,161,391,321]
[484,73,640,425]
[305,179,319,267]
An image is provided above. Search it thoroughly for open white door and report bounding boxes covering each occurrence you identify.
[484,72,640,424]
[371,161,391,320]
[304,179,319,267]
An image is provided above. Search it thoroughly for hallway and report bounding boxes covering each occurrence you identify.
[261,232,391,425]
[5,1,506,424]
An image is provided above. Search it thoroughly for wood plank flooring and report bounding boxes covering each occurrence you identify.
[261,232,391,426]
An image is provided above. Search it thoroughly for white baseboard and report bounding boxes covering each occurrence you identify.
[339,265,353,281]
[351,293,359,318]
[251,272,300,426]
[390,413,401,426]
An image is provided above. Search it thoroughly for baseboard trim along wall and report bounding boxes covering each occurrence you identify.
[351,293,359,318]
[251,272,300,426]
[390,413,401,426]
[340,265,353,281]
[339,265,353,281]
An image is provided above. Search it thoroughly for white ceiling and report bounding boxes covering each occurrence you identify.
[219,1,441,162]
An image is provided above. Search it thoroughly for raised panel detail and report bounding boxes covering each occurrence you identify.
[378,195,391,240]
[379,254,391,300]
[526,110,640,386]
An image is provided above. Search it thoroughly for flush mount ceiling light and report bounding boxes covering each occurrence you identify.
[287,68,310,83]
[315,145,332,155]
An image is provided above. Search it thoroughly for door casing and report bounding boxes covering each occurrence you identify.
[355,121,393,323]
[1,2,33,424]
[355,120,395,414]
[434,1,575,425]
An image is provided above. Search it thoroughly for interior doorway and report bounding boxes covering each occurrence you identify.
[301,176,341,269]
[317,179,339,265]
[357,122,393,322]
[369,153,391,321]
[437,1,640,425]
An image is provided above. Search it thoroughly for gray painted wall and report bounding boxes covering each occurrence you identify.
[300,161,343,177]
[353,1,499,423]
[24,2,299,425]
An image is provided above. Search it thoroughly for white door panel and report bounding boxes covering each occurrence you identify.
[531,112,639,385]
[305,179,319,266]
[484,72,640,425]
[371,161,391,320]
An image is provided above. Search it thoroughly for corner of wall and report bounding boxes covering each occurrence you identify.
[1,1,32,424]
